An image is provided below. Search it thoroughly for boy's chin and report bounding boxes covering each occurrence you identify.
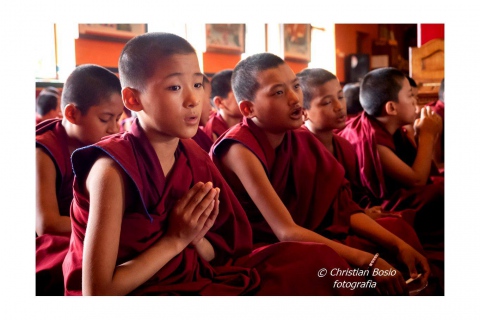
[179,127,199,139]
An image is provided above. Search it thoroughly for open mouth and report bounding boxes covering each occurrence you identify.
[184,115,199,125]
[290,107,303,119]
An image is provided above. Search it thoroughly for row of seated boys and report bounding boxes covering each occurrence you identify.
[36,32,444,296]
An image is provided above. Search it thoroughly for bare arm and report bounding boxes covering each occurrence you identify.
[220,143,375,268]
[378,107,442,187]
[83,157,218,296]
[36,148,71,235]
[221,143,416,295]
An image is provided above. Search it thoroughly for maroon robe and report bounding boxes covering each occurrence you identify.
[211,118,361,245]
[295,129,424,252]
[191,127,213,153]
[211,118,442,293]
[35,119,72,295]
[338,112,444,243]
[203,112,229,141]
[63,119,360,296]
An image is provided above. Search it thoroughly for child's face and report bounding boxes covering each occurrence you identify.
[200,81,212,126]
[394,77,417,125]
[305,78,347,132]
[250,63,303,133]
[137,53,203,139]
[75,92,123,145]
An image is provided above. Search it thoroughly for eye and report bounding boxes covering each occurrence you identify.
[338,95,344,100]
[294,83,301,90]
[274,90,284,96]
[99,119,108,123]
[168,85,181,91]
[194,82,203,88]
[321,100,332,106]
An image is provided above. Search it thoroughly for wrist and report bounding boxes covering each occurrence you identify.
[365,253,380,278]
[418,131,436,144]
[191,236,204,247]
[160,234,188,254]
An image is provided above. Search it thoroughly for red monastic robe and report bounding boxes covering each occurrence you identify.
[35,119,72,295]
[63,120,360,296]
[203,112,229,141]
[338,112,444,243]
[211,118,361,245]
[211,118,421,254]
[192,127,214,153]
[211,118,441,293]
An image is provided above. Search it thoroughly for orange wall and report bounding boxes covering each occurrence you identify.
[203,52,241,75]
[75,38,126,71]
[334,24,378,83]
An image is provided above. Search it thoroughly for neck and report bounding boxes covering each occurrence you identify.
[62,119,86,154]
[139,117,179,177]
[219,110,242,128]
[252,118,285,149]
[305,121,334,154]
[374,115,402,135]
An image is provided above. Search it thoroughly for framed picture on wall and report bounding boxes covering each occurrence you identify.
[283,24,311,62]
[78,24,147,42]
[205,24,245,54]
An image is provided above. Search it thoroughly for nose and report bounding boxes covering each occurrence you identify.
[183,86,201,109]
[107,119,120,134]
[333,100,342,111]
[287,87,301,106]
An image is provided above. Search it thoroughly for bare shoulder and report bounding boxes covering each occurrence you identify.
[85,156,126,196]
[220,142,254,164]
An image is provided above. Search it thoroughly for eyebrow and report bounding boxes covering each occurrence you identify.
[165,72,204,79]
[269,78,299,91]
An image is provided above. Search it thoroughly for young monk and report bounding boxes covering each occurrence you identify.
[203,69,243,141]
[211,53,430,296]
[299,68,395,218]
[192,74,214,152]
[36,64,124,295]
[62,32,361,296]
[338,68,444,244]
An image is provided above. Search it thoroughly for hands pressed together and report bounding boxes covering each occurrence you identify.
[414,106,443,141]
[165,181,220,249]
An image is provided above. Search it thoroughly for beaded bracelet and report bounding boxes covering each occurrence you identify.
[368,253,380,272]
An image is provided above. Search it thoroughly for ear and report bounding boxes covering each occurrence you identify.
[63,103,80,124]
[238,100,254,118]
[302,109,310,122]
[385,101,397,116]
[212,96,224,110]
[122,87,143,112]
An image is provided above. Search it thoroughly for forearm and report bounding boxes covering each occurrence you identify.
[411,133,436,185]
[36,215,72,236]
[84,235,185,296]
[193,237,215,262]
[281,223,374,268]
[350,213,403,252]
